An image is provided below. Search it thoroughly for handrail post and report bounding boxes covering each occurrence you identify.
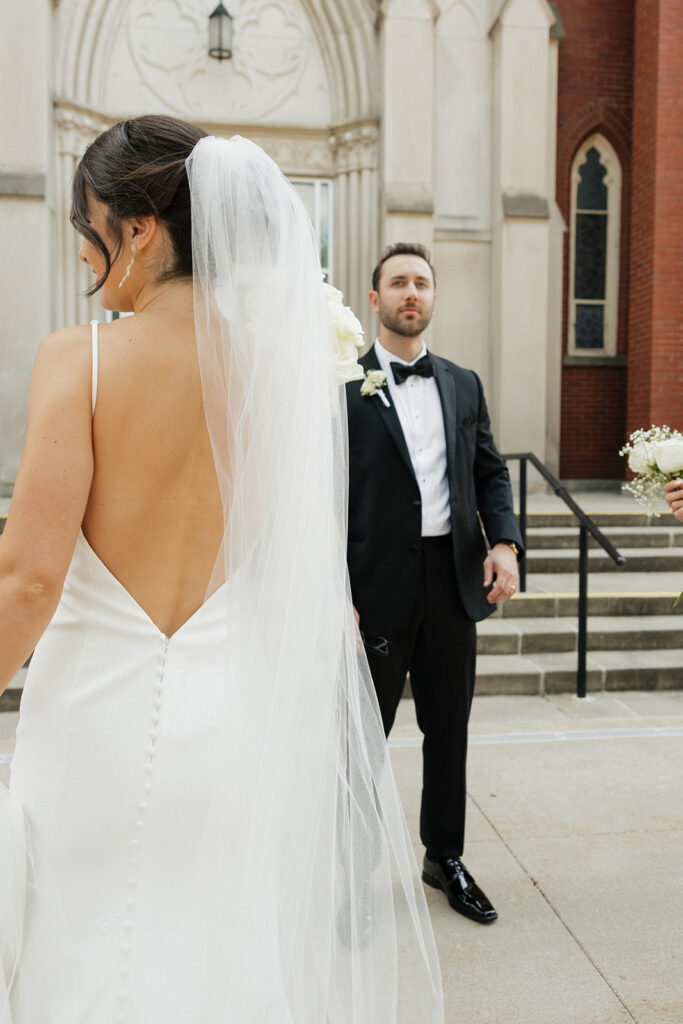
[519,457,527,593]
[577,525,588,698]
[499,451,624,698]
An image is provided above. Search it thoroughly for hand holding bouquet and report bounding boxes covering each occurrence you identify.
[664,478,683,523]
[620,425,683,607]
[619,425,683,516]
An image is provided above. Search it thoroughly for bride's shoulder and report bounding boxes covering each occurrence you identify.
[36,323,93,362]
[30,324,94,401]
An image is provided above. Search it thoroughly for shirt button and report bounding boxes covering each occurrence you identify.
[413,499,421,506]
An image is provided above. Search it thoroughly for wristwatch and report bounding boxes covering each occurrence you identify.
[504,541,519,556]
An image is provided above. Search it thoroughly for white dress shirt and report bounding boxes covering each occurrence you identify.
[374,339,451,537]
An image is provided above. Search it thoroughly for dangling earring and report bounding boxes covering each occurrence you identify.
[118,242,137,288]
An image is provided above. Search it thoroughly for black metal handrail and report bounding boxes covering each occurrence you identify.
[501,453,626,698]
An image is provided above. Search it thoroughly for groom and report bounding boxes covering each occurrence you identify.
[346,243,523,924]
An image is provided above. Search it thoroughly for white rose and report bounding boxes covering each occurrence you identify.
[628,441,654,475]
[336,336,364,384]
[328,298,364,347]
[322,282,344,306]
[653,438,683,475]
[323,282,364,385]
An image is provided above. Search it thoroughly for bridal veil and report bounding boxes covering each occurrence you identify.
[186,135,443,1022]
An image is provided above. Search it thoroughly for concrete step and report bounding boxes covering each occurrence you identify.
[478,615,683,655]
[525,547,683,573]
[475,649,683,695]
[524,509,671,528]
[525,525,683,550]
[500,587,682,618]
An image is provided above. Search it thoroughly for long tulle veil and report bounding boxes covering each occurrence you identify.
[186,135,444,1021]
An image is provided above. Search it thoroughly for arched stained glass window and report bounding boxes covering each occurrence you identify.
[568,135,621,355]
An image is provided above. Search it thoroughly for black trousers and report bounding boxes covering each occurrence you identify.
[363,535,476,860]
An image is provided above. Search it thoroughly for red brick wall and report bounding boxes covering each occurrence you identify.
[560,367,628,479]
[627,0,683,434]
[556,0,635,479]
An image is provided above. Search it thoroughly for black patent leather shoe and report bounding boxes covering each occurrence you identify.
[422,855,498,924]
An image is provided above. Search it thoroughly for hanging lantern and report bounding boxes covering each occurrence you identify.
[208,4,233,61]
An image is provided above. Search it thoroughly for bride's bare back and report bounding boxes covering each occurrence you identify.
[0,116,226,693]
[82,306,224,638]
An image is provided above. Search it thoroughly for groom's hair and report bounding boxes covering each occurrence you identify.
[372,243,436,292]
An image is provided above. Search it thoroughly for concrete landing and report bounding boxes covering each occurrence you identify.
[390,690,683,1024]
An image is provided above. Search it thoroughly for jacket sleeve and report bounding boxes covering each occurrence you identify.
[471,371,524,556]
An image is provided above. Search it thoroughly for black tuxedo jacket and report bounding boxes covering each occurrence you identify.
[346,347,523,636]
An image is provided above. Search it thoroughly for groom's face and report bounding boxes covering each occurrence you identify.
[370,255,436,338]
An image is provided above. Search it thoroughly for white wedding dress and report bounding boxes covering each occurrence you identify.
[4,327,275,1021]
[1,136,444,1024]
[8,533,241,1021]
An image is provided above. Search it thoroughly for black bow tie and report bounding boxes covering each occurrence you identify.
[391,354,434,385]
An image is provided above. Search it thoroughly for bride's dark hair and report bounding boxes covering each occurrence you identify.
[71,114,207,294]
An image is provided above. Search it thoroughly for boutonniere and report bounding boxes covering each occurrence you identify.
[360,369,390,407]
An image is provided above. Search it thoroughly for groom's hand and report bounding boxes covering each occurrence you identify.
[483,544,519,604]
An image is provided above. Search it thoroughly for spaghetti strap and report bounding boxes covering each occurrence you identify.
[90,320,99,418]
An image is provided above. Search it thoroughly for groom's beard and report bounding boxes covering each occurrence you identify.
[378,302,434,338]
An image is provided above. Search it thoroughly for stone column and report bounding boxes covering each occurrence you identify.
[377,0,438,250]
[0,0,51,488]
[489,0,557,466]
[545,12,565,475]
[53,106,108,331]
[330,123,380,337]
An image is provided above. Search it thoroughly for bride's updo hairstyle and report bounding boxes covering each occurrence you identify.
[71,114,207,294]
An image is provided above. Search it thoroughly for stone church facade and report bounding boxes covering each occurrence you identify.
[0,0,680,492]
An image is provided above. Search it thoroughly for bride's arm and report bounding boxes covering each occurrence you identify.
[0,328,93,696]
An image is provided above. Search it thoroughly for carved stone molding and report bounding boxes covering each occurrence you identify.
[502,191,550,219]
[329,122,379,174]
[123,0,313,122]
[247,133,334,175]
[0,172,46,198]
[54,105,110,157]
[377,0,441,24]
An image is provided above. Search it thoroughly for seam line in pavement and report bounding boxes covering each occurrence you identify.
[389,725,683,747]
[468,791,640,1023]
[4,727,680,762]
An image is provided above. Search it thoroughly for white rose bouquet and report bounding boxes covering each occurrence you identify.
[324,282,365,385]
[619,425,683,516]
[620,425,683,608]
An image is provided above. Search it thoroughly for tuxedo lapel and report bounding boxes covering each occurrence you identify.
[360,349,417,482]
[432,354,458,482]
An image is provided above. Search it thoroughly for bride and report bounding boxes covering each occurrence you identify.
[0,116,443,1022]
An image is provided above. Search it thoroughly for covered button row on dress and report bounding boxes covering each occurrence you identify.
[115,635,170,1017]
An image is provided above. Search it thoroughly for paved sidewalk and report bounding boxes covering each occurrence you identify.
[391,690,683,1024]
